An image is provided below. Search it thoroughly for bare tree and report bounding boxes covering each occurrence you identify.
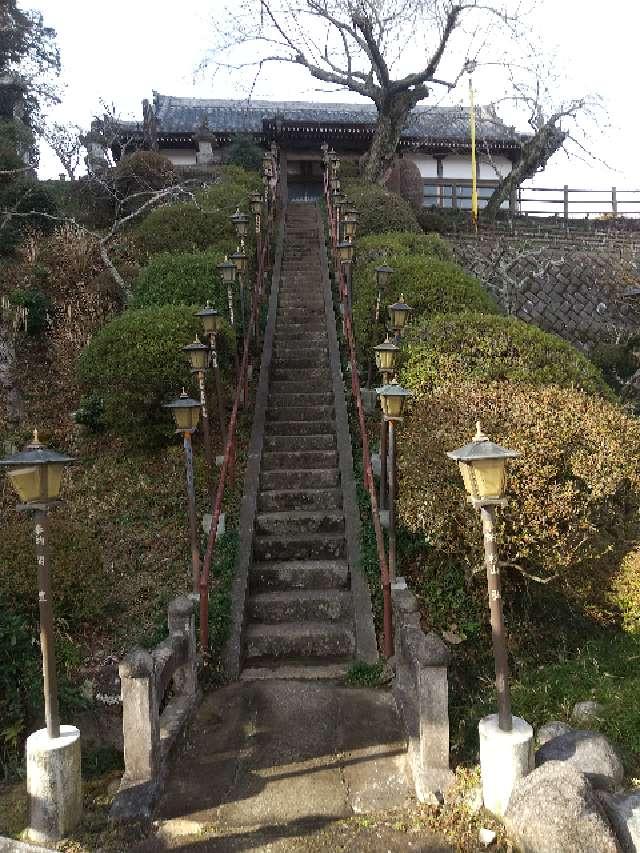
[207,0,530,182]
[43,120,84,179]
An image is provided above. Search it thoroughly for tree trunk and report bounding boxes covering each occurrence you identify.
[362,91,422,184]
[484,122,567,223]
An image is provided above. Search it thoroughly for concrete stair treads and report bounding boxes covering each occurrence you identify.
[251,559,349,591]
[240,201,364,680]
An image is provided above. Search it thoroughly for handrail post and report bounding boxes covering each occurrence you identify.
[612,186,618,217]
[563,184,569,228]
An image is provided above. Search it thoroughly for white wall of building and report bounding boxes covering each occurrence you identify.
[161,147,197,165]
[407,152,512,179]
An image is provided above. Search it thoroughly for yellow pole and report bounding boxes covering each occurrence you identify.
[469,77,478,232]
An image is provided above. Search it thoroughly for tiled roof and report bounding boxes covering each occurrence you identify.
[151,93,522,143]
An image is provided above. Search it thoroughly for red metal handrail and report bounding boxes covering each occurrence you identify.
[325,179,393,659]
[198,177,279,652]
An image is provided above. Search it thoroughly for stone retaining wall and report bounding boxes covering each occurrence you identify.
[448,234,640,349]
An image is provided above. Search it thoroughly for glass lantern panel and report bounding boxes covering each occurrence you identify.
[8,465,42,502]
[458,462,477,499]
[473,458,506,499]
[191,350,208,371]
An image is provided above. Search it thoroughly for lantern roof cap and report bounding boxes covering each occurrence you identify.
[183,337,209,352]
[375,264,394,273]
[231,207,249,222]
[230,247,248,259]
[194,304,220,318]
[163,390,201,410]
[0,430,75,467]
[447,421,519,462]
[375,381,413,399]
[218,257,236,268]
[374,336,400,353]
[389,293,411,311]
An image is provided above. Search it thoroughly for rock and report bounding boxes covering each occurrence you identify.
[504,762,621,853]
[573,700,604,724]
[479,827,496,847]
[599,790,640,853]
[537,720,573,746]
[536,729,624,790]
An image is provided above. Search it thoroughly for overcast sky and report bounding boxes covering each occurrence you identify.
[32,0,639,212]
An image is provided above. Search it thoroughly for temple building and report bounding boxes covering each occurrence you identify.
[95,92,527,208]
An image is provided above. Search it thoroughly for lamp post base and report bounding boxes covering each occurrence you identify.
[25,725,82,843]
[479,714,533,817]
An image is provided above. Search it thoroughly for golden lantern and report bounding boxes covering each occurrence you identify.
[195,304,224,336]
[0,430,75,506]
[374,336,400,374]
[262,152,273,178]
[375,265,394,290]
[231,208,250,240]
[183,337,209,372]
[388,294,412,334]
[376,382,413,421]
[447,422,519,504]
[249,192,263,215]
[218,257,236,285]
[337,238,354,264]
[342,209,358,239]
[230,247,249,275]
[163,390,201,434]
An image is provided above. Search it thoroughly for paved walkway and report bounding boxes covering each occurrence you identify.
[135,681,455,851]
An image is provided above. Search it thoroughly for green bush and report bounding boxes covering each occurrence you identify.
[77,305,201,444]
[342,178,421,237]
[398,380,640,607]
[226,136,264,171]
[74,391,105,433]
[9,287,52,334]
[130,249,229,309]
[352,253,498,362]
[417,206,474,234]
[0,180,58,256]
[356,230,453,264]
[132,202,229,259]
[401,313,612,400]
[197,166,261,224]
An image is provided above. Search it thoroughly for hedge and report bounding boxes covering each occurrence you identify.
[398,380,640,608]
[114,150,177,198]
[130,249,230,309]
[401,313,612,400]
[356,230,453,264]
[352,253,498,363]
[77,305,201,445]
[342,178,421,236]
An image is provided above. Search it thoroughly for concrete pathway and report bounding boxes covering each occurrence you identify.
[135,681,453,851]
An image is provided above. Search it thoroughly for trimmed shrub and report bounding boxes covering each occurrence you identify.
[417,206,475,234]
[611,547,640,633]
[114,150,177,197]
[401,313,612,400]
[133,202,229,259]
[356,230,453,264]
[197,166,261,222]
[352,253,498,362]
[384,158,424,209]
[130,249,229,309]
[342,178,420,236]
[398,380,640,606]
[77,305,201,444]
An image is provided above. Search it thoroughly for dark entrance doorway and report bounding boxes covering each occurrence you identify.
[287,158,323,201]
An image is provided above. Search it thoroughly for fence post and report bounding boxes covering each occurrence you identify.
[563,185,569,226]
[118,648,159,783]
[612,186,618,217]
[168,596,197,698]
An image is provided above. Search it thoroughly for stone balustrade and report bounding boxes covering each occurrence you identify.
[110,595,199,820]
[392,580,454,801]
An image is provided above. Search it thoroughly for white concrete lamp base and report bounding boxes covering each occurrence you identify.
[25,725,82,843]
[479,714,533,817]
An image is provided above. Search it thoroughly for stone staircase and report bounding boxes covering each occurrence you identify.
[241,202,356,679]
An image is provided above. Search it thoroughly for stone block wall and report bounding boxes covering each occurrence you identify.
[448,234,640,350]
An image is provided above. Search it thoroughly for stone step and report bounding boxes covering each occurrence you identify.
[251,559,349,591]
[253,532,346,562]
[271,367,331,383]
[264,419,335,436]
[247,590,351,623]
[262,449,338,470]
[277,311,325,324]
[274,332,328,345]
[244,622,356,659]
[272,355,328,369]
[268,392,333,408]
[255,509,344,536]
[266,405,334,422]
[264,433,335,451]
[260,466,339,491]
[258,487,343,512]
[240,661,352,681]
[269,381,333,397]
[275,323,328,337]
[272,347,328,360]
